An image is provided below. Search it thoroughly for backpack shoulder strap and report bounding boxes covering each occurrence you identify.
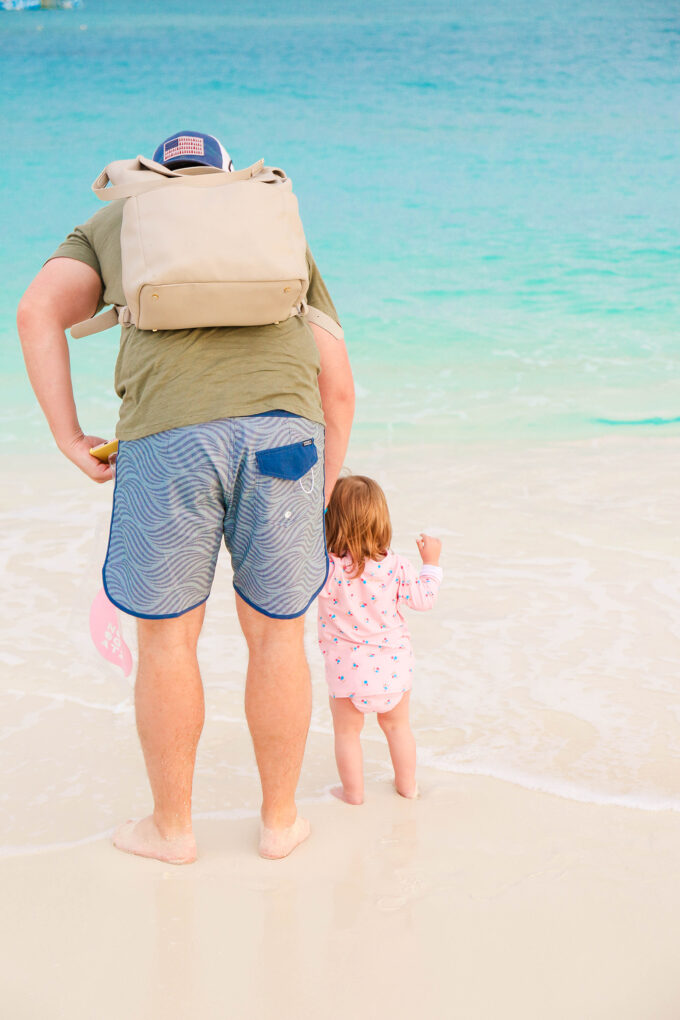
[305,306,344,341]
[70,305,131,339]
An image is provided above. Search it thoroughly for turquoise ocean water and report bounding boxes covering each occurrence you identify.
[1,0,678,448]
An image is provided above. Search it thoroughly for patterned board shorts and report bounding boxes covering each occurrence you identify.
[103,414,327,620]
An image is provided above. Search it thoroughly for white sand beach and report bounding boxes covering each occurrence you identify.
[2,434,680,1018]
[4,775,680,1020]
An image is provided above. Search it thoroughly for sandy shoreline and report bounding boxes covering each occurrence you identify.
[2,434,680,1017]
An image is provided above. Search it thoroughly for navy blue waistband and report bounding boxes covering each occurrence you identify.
[253,410,301,419]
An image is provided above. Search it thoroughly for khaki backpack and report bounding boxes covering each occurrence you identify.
[70,156,343,341]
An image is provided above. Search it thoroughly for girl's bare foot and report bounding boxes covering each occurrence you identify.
[259,816,311,859]
[113,816,197,865]
[331,785,363,805]
[395,782,419,800]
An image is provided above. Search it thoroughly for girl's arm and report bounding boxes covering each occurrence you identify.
[397,536,443,611]
[397,561,442,611]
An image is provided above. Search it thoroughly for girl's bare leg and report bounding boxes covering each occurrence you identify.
[377,692,417,798]
[329,696,365,804]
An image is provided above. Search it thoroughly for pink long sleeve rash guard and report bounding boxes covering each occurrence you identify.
[317,552,443,703]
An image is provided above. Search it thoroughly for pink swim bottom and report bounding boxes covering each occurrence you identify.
[348,692,405,714]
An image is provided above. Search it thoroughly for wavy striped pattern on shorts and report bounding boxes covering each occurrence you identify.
[103,415,327,619]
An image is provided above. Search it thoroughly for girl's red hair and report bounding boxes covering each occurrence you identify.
[325,475,392,578]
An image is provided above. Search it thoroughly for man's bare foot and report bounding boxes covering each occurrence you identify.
[331,785,363,805]
[395,782,419,800]
[113,816,197,865]
[259,816,311,859]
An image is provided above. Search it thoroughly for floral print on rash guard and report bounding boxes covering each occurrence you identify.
[317,552,442,708]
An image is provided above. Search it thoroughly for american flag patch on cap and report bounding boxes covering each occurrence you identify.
[163,135,205,161]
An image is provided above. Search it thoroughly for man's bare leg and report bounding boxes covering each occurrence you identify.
[113,604,206,865]
[236,594,312,859]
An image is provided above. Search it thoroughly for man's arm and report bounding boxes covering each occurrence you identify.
[17,257,113,483]
[309,322,355,504]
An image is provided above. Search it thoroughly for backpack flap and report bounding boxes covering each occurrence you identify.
[92,156,266,202]
[121,167,309,330]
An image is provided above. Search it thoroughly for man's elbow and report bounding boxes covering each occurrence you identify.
[331,382,355,421]
[319,371,355,413]
[321,388,355,432]
[335,368,356,407]
[337,379,355,410]
[16,292,42,338]
[18,288,73,339]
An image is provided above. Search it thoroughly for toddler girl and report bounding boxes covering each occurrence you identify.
[318,475,442,803]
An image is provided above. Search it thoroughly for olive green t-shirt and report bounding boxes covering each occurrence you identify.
[50,201,340,439]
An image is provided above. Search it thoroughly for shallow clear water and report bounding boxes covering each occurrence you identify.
[1,0,679,446]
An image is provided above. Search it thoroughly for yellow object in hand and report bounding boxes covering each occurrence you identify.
[89,439,119,462]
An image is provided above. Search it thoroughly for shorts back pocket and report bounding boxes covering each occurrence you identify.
[255,439,318,480]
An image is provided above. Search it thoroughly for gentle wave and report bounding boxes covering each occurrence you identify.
[593,415,680,427]
[417,751,680,815]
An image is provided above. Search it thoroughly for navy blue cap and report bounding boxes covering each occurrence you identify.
[152,130,233,171]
